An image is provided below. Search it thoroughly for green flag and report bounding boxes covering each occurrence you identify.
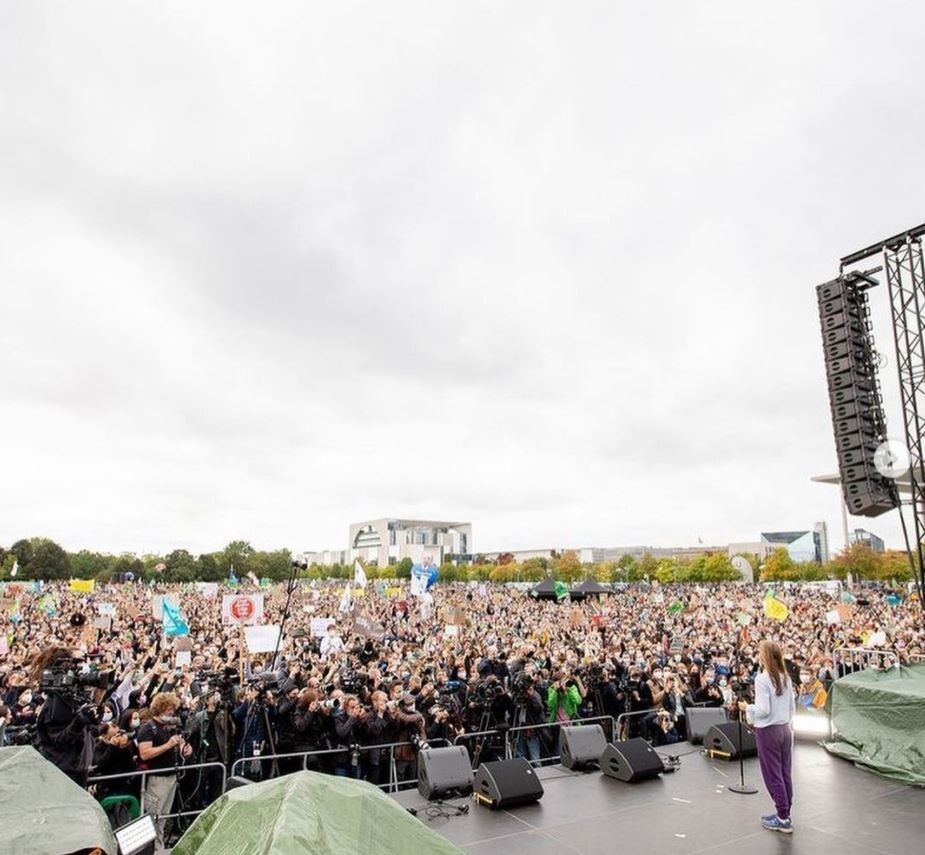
[736,611,751,626]
[667,601,684,615]
[554,581,569,602]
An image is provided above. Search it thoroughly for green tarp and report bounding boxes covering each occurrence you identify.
[173,771,464,855]
[0,746,118,855]
[823,662,925,787]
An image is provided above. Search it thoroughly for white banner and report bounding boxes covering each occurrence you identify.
[410,573,427,597]
[221,593,265,626]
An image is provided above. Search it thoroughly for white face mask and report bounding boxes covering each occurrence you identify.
[130,718,141,730]
[20,693,33,706]
[102,711,113,723]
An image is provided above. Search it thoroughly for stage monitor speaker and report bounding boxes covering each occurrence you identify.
[600,738,664,783]
[225,776,253,791]
[418,745,473,799]
[559,724,607,770]
[473,758,544,809]
[705,722,757,759]
[686,707,729,744]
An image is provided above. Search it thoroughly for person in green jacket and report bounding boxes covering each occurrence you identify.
[546,672,586,723]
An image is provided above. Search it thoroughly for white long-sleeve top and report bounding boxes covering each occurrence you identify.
[745,671,795,729]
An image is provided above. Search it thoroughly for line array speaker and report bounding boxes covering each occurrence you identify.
[816,276,899,517]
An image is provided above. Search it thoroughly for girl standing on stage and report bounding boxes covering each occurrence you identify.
[739,639,795,834]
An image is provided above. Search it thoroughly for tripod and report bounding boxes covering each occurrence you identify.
[470,708,496,769]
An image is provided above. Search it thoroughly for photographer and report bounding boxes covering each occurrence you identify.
[293,688,333,773]
[389,693,427,782]
[183,691,231,806]
[332,695,367,779]
[137,692,191,850]
[363,690,391,786]
[31,647,97,786]
[546,671,586,723]
[511,671,546,763]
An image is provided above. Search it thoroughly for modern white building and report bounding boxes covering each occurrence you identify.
[348,518,472,567]
[729,522,829,564]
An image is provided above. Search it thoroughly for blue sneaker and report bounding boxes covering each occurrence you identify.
[762,816,793,834]
[761,813,777,823]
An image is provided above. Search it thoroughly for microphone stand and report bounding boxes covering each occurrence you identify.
[728,635,757,795]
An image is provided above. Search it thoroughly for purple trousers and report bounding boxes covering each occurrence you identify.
[755,723,793,820]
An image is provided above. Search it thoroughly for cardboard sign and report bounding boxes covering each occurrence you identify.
[353,616,386,641]
[93,616,112,631]
[221,594,264,626]
[245,624,283,654]
[174,636,193,652]
[310,618,335,638]
[175,650,192,667]
[196,582,219,599]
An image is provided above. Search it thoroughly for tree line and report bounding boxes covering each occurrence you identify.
[0,537,912,584]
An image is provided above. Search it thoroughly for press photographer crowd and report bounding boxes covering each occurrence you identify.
[1,564,922,846]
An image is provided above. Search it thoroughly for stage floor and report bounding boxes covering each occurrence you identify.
[392,742,925,855]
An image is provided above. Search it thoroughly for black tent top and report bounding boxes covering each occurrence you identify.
[571,579,611,595]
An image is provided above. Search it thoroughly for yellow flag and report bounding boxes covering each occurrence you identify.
[69,579,95,594]
[763,596,789,622]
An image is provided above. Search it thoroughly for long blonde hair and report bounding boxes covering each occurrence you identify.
[758,640,788,697]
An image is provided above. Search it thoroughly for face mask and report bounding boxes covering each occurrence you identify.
[20,693,33,706]
[800,674,810,684]
[102,711,113,723]
[130,718,140,730]
[719,680,728,688]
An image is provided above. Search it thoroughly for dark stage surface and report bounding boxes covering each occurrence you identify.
[392,742,925,854]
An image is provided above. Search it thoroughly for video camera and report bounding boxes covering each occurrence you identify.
[40,663,116,696]
[199,666,240,700]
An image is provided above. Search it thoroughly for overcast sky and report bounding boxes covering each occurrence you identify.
[2,2,923,557]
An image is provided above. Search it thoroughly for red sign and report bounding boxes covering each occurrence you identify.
[230,597,255,621]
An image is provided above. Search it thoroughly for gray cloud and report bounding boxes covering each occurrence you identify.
[1,2,922,556]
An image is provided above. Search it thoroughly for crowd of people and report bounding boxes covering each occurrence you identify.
[1,569,922,845]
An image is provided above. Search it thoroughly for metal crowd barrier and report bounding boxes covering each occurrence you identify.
[453,715,618,767]
[833,646,901,673]
[86,760,227,825]
[229,738,450,793]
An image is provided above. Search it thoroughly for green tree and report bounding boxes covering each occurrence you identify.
[520,557,548,582]
[69,550,112,580]
[553,550,582,583]
[636,552,658,582]
[760,547,797,581]
[198,553,221,582]
[831,543,883,580]
[395,558,413,579]
[28,538,71,580]
[701,553,740,582]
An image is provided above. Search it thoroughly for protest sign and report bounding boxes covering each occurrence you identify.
[175,650,192,667]
[174,636,193,652]
[196,582,219,599]
[245,624,283,653]
[353,615,386,641]
[98,603,116,617]
[825,609,841,625]
[221,593,264,626]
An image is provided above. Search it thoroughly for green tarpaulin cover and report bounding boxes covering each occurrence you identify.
[0,746,118,855]
[823,662,925,787]
[173,771,465,855]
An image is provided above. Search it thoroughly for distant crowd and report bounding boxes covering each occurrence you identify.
[0,575,921,844]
